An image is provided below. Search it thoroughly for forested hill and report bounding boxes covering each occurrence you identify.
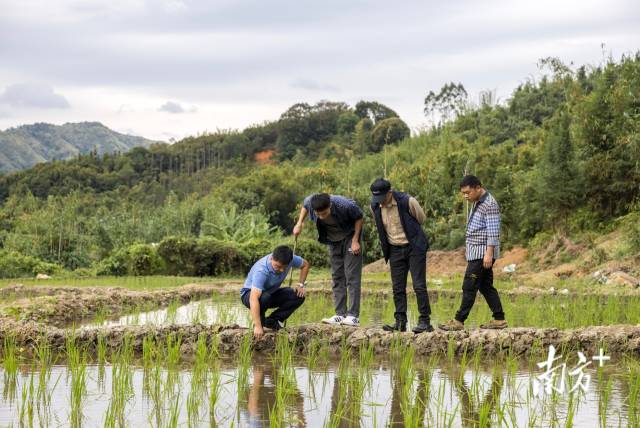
[0,100,409,201]
[0,54,638,277]
[0,122,158,172]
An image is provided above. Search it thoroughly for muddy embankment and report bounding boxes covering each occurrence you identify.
[1,284,639,358]
[1,320,639,358]
[0,284,227,325]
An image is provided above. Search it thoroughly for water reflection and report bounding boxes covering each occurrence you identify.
[241,363,306,427]
[445,366,503,427]
[0,359,634,427]
[388,367,429,427]
[327,366,366,427]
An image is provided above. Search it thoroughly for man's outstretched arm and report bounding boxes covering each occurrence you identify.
[294,258,311,297]
[249,287,264,339]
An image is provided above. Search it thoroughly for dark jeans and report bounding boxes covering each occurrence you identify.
[241,287,305,325]
[455,259,505,322]
[389,244,431,323]
[329,237,363,317]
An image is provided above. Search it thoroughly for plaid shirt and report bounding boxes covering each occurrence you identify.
[465,191,500,261]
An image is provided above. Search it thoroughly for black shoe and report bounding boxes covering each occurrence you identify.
[382,320,407,332]
[412,322,434,334]
[264,318,284,331]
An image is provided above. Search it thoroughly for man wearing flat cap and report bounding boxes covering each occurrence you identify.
[369,178,433,333]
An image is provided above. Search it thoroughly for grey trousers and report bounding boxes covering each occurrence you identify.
[328,237,363,317]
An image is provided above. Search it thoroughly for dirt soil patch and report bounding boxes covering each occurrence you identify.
[363,248,467,277]
[364,247,529,279]
[494,247,529,272]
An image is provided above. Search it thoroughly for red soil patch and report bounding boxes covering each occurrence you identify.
[363,248,467,277]
[494,246,529,273]
[364,246,529,277]
[254,149,275,164]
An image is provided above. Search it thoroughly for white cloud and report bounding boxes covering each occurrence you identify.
[0,83,70,109]
[158,101,185,114]
[158,101,197,114]
[0,0,638,139]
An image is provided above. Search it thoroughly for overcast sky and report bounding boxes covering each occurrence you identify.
[1,0,639,141]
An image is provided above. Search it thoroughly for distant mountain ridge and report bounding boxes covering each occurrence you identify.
[0,121,159,172]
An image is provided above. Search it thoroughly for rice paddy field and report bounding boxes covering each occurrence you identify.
[1,275,639,427]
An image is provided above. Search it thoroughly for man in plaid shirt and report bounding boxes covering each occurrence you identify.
[439,175,507,330]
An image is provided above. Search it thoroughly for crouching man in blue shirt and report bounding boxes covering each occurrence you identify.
[240,245,311,339]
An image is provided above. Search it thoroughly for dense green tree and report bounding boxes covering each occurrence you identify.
[336,111,360,135]
[354,118,374,157]
[370,118,411,152]
[538,110,579,228]
[276,101,350,159]
[508,78,567,127]
[424,82,468,122]
[354,101,399,124]
[574,54,640,216]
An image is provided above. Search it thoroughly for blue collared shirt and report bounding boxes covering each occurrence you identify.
[240,253,304,297]
[465,191,501,261]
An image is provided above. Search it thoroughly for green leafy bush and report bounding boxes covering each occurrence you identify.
[96,244,163,276]
[33,260,63,275]
[70,267,97,277]
[0,250,63,278]
[197,238,249,276]
[157,237,199,276]
[127,244,164,276]
[623,211,640,255]
[157,236,252,276]
[96,247,129,276]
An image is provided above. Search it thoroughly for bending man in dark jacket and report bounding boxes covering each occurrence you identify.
[370,178,433,333]
[293,193,364,326]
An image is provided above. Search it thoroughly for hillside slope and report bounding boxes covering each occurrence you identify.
[0,122,158,172]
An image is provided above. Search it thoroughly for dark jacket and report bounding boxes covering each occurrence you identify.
[303,194,363,245]
[371,191,429,261]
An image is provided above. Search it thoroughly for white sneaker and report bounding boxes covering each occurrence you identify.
[322,315,344,325]
[341,316,360,327]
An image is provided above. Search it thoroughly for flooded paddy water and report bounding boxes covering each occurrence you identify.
[1,354,639,427]
[1,283,639,427]
[88,292,640,331]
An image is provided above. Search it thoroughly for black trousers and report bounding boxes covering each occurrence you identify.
[389,245,431,323]
[455,259,505,322]
[241,287,305,325]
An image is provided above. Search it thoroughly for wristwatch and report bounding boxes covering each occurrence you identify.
[297,282,306,288]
